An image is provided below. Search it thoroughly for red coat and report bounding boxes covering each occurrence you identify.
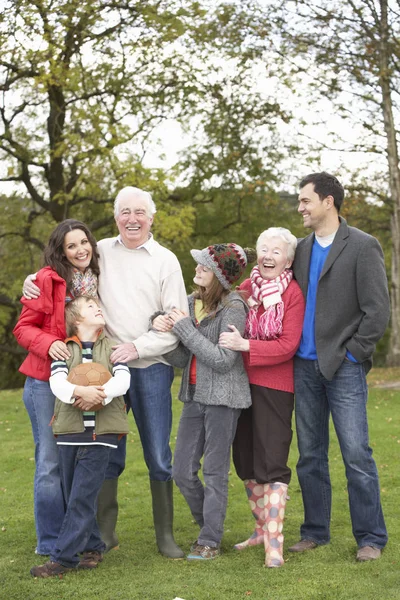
[239,278,305,394]
[13,267,67,381]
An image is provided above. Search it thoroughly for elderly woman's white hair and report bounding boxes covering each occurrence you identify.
[256,227,298,261]
[114,186,157,218]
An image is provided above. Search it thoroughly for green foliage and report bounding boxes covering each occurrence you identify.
[0,0,292,385]
[1,373,400,598]
[270,0,400,363]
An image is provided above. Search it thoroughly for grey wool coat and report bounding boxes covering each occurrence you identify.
[293,216,390,381]
[163,291,252,409]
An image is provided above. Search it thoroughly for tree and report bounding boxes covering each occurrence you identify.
[273,0,400,365]
[0,0,290,387]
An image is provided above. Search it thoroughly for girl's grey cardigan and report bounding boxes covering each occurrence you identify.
[163,291,251,409]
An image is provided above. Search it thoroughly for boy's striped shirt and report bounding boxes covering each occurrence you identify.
[51,341,129,448]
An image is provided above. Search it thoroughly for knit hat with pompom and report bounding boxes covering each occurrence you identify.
[190,243,256,289]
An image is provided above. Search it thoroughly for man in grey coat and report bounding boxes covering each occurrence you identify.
[289,172,389,562]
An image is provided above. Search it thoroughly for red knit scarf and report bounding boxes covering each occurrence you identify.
[245,267,293,340]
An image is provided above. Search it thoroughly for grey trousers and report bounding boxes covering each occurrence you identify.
[172,400,241,547]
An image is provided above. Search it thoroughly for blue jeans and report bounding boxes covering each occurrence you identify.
[23,378,65,554]
[106,363,174,481]
[173,400,241,547]
[294,357,387,549]
[51,445,109,568]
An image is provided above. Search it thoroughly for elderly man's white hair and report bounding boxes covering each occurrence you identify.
[114,186,157,218]
[256,227,298,261]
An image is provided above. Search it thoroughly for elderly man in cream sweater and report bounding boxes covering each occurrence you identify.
[99,187,188,559]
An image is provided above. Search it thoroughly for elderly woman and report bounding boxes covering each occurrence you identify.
[219,227,305,568]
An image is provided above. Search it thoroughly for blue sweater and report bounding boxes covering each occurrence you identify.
[297,239,357,363]
[297,239,329,360]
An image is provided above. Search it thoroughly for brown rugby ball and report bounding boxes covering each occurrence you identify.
[67,362,112,387]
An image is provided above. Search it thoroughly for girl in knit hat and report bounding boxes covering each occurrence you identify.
[152,243,255,560]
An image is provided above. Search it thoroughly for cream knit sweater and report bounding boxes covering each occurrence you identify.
[97,236,188,369]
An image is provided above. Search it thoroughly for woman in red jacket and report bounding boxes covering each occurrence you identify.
[13,219,99,556]
[219,227,305,568]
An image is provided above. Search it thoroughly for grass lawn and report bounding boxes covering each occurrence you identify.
[0,370,399,600]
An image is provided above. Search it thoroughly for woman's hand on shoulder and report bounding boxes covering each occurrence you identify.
[49,340,71,360]
[219,325,250,352]
[23,273,40,299]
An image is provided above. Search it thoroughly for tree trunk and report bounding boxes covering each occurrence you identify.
[379,0,400,365]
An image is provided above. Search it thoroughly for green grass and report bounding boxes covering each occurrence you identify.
[1,371,399,600]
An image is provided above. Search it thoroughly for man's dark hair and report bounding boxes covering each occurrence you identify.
[299,172,344,213]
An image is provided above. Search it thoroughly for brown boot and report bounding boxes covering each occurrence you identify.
[30,561,74,578]
[79,551,104,569]
[288,539,318,552]
[356,546,382,562]
[264,482,288,568]
[234,480,266,550]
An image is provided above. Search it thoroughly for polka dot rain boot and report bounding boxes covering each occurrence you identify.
[234,480,266,550]
[264,482,288,567]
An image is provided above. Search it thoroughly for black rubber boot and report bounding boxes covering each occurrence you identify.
[150,480,185,559]
[97,478,119,552]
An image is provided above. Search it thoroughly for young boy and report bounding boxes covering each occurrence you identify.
[30,296,130,578]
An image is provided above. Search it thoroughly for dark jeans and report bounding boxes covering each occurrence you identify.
[106,363,174,481]
[51,445,109,568]
[173,401,241,547]
[233,384,294,485]
[294,357,387,549]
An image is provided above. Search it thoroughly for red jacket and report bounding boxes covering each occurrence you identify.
[13,267,67,381]
[239,278,305,394]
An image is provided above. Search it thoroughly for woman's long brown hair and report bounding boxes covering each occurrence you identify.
[43,219,100,287]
